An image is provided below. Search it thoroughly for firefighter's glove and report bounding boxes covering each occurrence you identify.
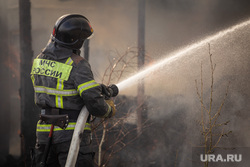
[100,84,111,99]
[105,100,116,117]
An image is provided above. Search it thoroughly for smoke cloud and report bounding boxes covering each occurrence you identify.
[1,0,250,166]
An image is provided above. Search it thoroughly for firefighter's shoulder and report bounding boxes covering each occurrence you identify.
[70,53,92,71]
[71,53,85,66]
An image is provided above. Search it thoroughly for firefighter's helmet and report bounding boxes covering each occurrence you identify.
[51,14,93,50]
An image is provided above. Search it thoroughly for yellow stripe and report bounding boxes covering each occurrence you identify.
[103,104,112,118]
[78,80,96,88]
[38,122,76,127]
[78,80,99,95]
[55,57,73,108]
[60,96,63,108]
[56,79,64,108]
[81,84,99,94]
[37,122,91,132]
[34,85,76,92]
[34,87,78,96]
[65,57,73,65]
[37,127,90,132]
[36,127,91,132]
[31,75,35,86]
[31,75,37,104]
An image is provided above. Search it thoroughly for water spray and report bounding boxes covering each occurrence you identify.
[65,18,250,166]
[117,18,250,91]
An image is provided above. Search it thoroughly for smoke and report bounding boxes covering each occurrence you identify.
[143,21,250,166]
[2,0,250,166]
[28,0,250,81]
[145,0,250,57]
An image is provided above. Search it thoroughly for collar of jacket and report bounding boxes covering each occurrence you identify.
[42,39,80,60]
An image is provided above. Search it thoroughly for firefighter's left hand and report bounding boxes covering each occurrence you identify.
[105,100,116,117]
[100,84,111,98]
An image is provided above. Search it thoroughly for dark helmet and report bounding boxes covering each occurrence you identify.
[51,14,93,50]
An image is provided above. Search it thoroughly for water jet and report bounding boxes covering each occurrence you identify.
[117,18,250,92]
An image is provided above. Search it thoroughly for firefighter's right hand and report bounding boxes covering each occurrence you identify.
[105,100,116,117]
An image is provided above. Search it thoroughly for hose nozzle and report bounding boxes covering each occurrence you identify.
[101,84,119,99]
[107,84,119,97]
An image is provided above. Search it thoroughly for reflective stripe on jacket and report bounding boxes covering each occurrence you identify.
[31,44,111,143]
[36,122,91,132]
[31,53,111,116]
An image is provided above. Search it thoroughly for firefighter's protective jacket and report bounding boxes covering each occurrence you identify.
[31,41,112,144]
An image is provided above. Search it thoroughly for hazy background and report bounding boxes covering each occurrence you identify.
[14,0,250,81]
[1,0,250,166]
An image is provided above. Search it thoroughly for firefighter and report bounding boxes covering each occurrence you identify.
[30,14,116,167]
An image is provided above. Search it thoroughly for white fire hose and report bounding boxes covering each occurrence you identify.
[65,106,89,167]
[65,84,119,166]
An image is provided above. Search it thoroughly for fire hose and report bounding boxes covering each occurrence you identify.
[65,84,119,167]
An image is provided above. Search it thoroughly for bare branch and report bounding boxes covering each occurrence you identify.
[195,44,231,165]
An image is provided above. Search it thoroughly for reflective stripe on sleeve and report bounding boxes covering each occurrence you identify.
[103,104,112,118]
[77,80,99,95]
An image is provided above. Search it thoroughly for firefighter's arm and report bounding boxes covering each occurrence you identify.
[73,58,114,118]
